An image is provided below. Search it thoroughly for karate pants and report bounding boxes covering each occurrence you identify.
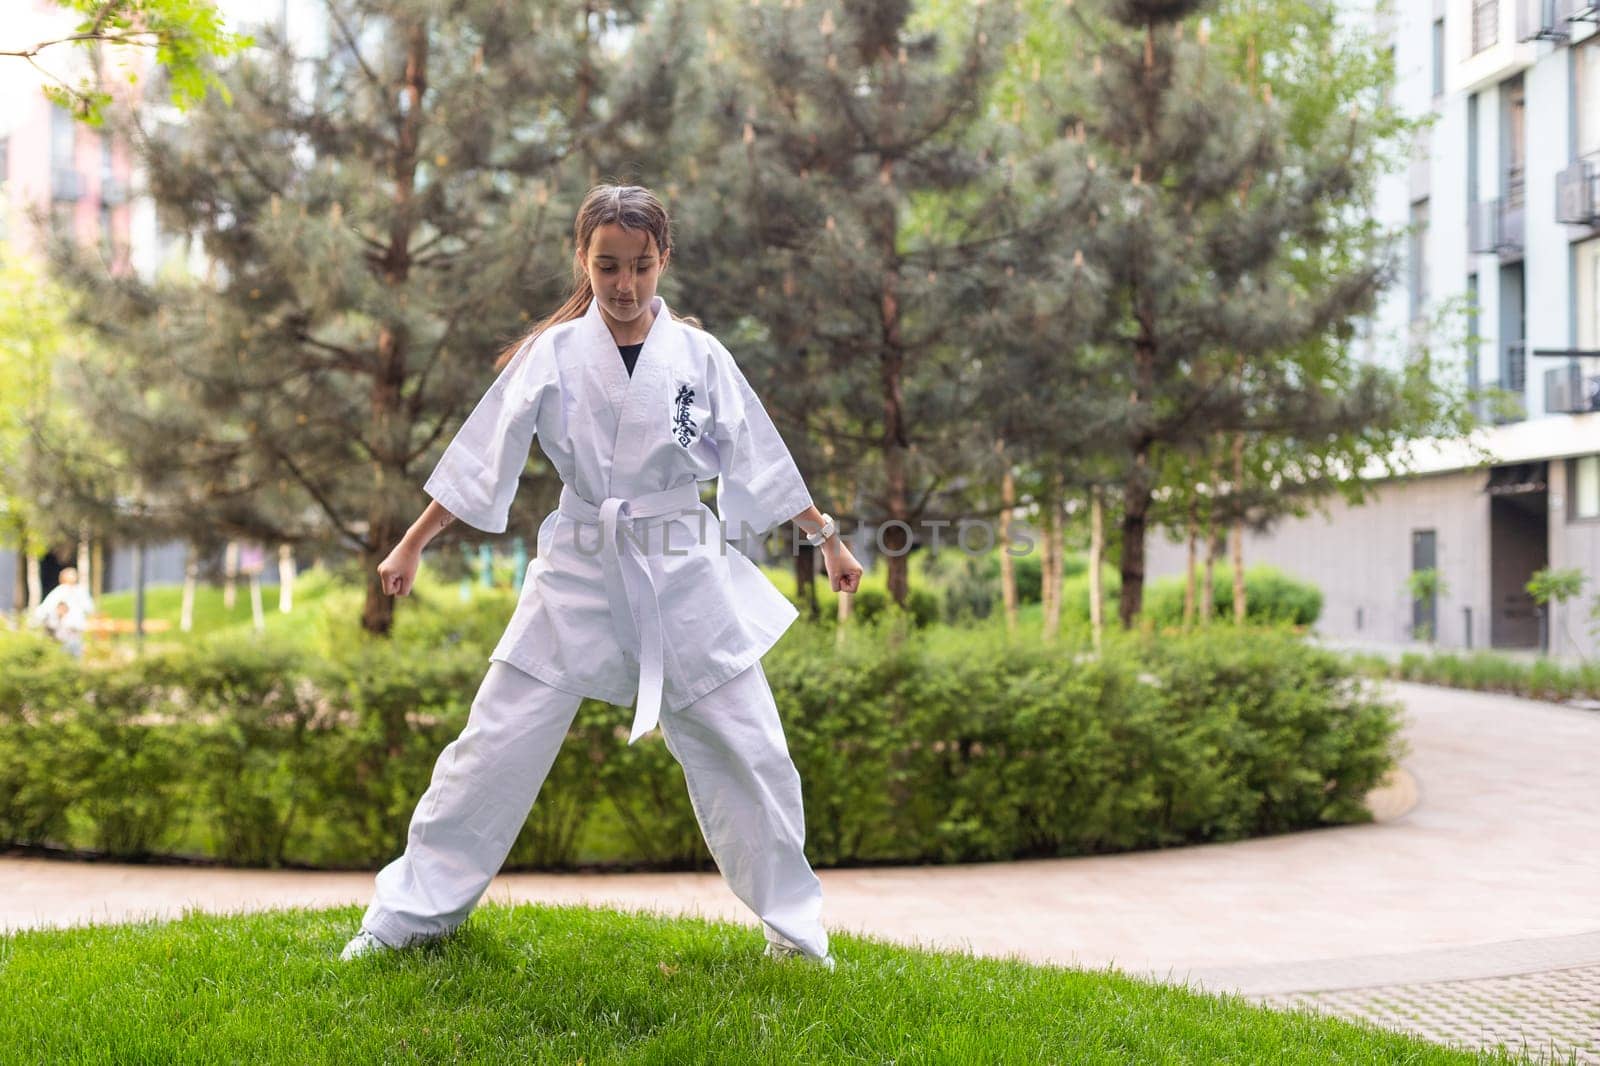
[359,658,829,960]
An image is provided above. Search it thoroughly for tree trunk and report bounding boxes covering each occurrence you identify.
[180,546,197,632]
[999,443,1017,634]
[874,141,911,608]
[91,537,104,598]
[878,289,910,607]
[1089,484,1104,650]
[1117,457,1153,629]
[76,525,91,588]
[250,572,265,633]
[25,547,42,611]
[835,573,852,649]
[1043,473,1063,643]
[1182,496,1198,630]
[1202,524,1221,626]
[278,543,295,613]
[793,543,818,620]
[362,21,429,636]
[1231,430,1247,624]
[1119,316,1157,629]
[12,519,28,615]
[223,540,238,609]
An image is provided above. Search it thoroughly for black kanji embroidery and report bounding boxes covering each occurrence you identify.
[672,383,699,446]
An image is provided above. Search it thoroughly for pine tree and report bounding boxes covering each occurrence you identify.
[668,0,1023,608]
[49,0,662,634]
[1059,0,1431,626]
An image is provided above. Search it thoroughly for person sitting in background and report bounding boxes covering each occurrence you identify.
[33,567,94,659]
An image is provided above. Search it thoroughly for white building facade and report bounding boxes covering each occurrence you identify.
[1147,0,1600,657]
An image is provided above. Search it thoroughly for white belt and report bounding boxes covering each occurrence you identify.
[558,480,703,744]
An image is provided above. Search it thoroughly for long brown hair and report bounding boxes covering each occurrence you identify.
[494,183,702,371]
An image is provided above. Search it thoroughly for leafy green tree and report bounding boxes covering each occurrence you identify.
[0,248,124,613]
[0,0,250,124]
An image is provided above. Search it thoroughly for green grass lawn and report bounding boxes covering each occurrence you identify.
[93,575,344,643]
[0,906,1529,1064]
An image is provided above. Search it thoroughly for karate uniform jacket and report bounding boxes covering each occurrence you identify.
[423,294,814,742]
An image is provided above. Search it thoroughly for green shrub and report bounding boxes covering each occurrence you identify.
[1353,648,1600,703]
[0,635,87,845]
[0,618,1399,870]
[1142,565,1322,627]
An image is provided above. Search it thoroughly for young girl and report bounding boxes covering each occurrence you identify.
[342,183,861,969]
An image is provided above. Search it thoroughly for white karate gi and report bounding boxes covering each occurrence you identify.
[359,294,828,960]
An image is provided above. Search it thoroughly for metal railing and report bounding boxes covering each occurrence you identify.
[1504,340,1527,394]
[1556,154,1600,225]
[1469,197,1525,255]
[1473,0,1501,52]
[1544,363,1600,414]
[1474,342,1531,424]
[1519,0,1571,39]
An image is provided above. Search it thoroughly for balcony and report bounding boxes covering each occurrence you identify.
[1563,0,1598,22]
[1475,342,1530,424]
[51,167,84,202]
[1557,155,1600,225]
[1519,0,1570,40]
[1469,196,1525,256]
[1544,362,1600,414]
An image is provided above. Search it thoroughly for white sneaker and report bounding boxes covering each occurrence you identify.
[340,928,394,961]
[763,941,836,971]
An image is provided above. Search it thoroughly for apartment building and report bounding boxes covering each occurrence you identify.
[1147,0,1600,657]
[0,2,178,612]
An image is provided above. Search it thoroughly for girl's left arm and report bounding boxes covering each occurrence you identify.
[792,505,862,593]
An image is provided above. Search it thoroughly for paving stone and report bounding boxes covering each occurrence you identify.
[1251,964,1600,1065]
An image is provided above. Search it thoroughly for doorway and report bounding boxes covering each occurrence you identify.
[1487,463,1548,649]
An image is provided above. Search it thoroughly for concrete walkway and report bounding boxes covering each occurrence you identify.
[4,680,1598,1061]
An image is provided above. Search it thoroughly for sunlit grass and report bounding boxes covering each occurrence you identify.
[0,905,1529,1064]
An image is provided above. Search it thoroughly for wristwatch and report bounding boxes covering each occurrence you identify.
[802,513,837,548]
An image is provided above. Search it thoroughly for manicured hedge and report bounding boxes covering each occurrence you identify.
[0,618,1399,870]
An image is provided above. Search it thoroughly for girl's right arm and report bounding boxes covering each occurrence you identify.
[377,499,457,597]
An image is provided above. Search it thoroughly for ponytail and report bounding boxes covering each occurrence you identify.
[494,182,704,372]
[494,275,593,371]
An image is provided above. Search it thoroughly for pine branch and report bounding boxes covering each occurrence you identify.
[323,0,388,97]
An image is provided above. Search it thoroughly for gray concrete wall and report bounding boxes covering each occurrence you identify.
[1548,459,1600,659]
[1145,470,1495,651]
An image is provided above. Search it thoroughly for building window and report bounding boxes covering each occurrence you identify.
[1579,40,1600,161]
[1409,199,1430,321]
[1432,18,1445,99]
[1466,273,1480,394]
[51,104,75,170]
[1574,456,1600,519]
[1472,0,1497,56]
[1505,79,1525,207]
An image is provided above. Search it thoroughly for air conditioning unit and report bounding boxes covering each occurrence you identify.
[1519,0,1570,40]
[1543,364,1600,414]
[1556,159,1598,225]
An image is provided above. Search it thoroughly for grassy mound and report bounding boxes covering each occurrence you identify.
[0,905,1524,1063]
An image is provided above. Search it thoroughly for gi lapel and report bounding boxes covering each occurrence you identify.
[608,294,678,499]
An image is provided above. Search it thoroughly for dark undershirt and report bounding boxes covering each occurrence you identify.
[618,342,644,377]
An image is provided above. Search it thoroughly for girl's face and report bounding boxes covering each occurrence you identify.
[583,222,668,335]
